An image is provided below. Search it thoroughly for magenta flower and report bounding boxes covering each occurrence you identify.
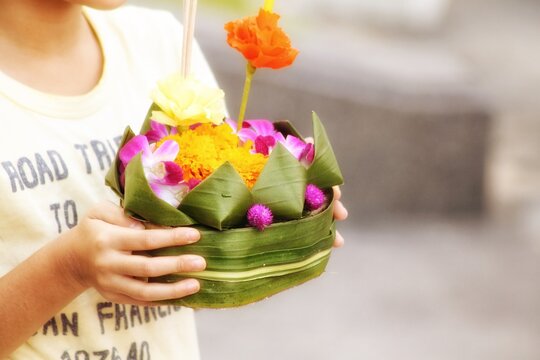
[305,184,326,211]
[187,178,202,190]
[247,204,273,231]
[226,119,285,156]
[145,120,178,143]
[119,135,188,207]
[227,119,314,165]
[281,135,315,167]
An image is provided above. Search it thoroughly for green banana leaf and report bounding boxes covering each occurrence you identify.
[307,112,344,188]
[151,193,334,271]
[158,252,331,308]
[123,153,195,226]
[105,126,135,198]
[150,196,336,309]
[139,103,161,134]
[179,162,252,230]
[252,143,307,219]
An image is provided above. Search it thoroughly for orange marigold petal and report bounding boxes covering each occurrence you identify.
[158,124,268,188]
[225,8,298,70]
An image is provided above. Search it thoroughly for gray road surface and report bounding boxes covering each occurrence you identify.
[196,220,540,360]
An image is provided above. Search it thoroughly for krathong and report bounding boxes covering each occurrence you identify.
[105,0,343,308]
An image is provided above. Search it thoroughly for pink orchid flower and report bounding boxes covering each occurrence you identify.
[226,119,285,156]
[119,135,188,207]
[281,135,315,167]
[227,119,315,165]
[145,120,178,143]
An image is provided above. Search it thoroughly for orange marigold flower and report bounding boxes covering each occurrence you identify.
[225,9,299,70]
[158,123,268,188]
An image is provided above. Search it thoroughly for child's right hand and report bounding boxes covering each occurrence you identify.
[60,201,206,306]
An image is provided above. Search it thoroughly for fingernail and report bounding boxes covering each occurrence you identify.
[181,228,200,243]
[188,257,206,271]
[183,279,200,293]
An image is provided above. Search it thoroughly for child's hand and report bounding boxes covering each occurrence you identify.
[62,201,205,306]
[332,186,348,248]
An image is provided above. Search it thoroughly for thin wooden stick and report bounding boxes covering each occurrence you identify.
[181,0,198,78]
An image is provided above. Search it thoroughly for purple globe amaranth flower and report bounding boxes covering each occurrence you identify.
[119,135,188,207]
[305,184,326,211]
[247,204,273,231]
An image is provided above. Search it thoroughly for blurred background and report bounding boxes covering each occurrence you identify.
[131,0,540,358]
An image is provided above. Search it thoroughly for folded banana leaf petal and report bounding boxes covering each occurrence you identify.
[105,126,135,198]
[179,162,252,230]
[307,112,344,188]
[149,195,335,308]
[140,103,161,134]
[252,143,307,219]
[123,153,195,226]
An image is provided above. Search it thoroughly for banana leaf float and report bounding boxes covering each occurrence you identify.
[105,111,343,308]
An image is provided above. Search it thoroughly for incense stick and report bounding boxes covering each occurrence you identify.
[181,0,198,78]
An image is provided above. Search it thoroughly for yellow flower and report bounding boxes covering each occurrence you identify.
[159,123,268,188]
[151,74,226,127]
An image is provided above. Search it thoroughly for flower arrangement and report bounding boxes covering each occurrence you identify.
[106,0,343,308]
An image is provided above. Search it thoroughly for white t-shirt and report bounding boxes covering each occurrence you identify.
[0,6,218,359]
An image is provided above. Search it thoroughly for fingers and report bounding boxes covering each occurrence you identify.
[108,275,200,302]
[333,200,348,221]
[333,230,345,248]
[110,254,206,278]
[98,291,155,307]
[331,187,347,247]
[333,186,342,201]
[113,227,201,251]
[332,186,348,220]
[88,201,145,230]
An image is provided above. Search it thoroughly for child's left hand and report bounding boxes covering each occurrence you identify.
[332,186,348,248]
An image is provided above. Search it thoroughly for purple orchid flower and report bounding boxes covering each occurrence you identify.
[227,119,316,165]
[238,120,286,156]
[281,135,315,167]
[119,135,188,207]
[226,119,285,156]
[145,120,178,143]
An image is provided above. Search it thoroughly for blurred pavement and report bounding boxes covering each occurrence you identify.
[197,220,540,360]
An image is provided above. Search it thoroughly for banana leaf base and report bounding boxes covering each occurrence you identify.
[149,199,335,309]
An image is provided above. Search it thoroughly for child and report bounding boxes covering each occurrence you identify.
[0,1,348,358]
